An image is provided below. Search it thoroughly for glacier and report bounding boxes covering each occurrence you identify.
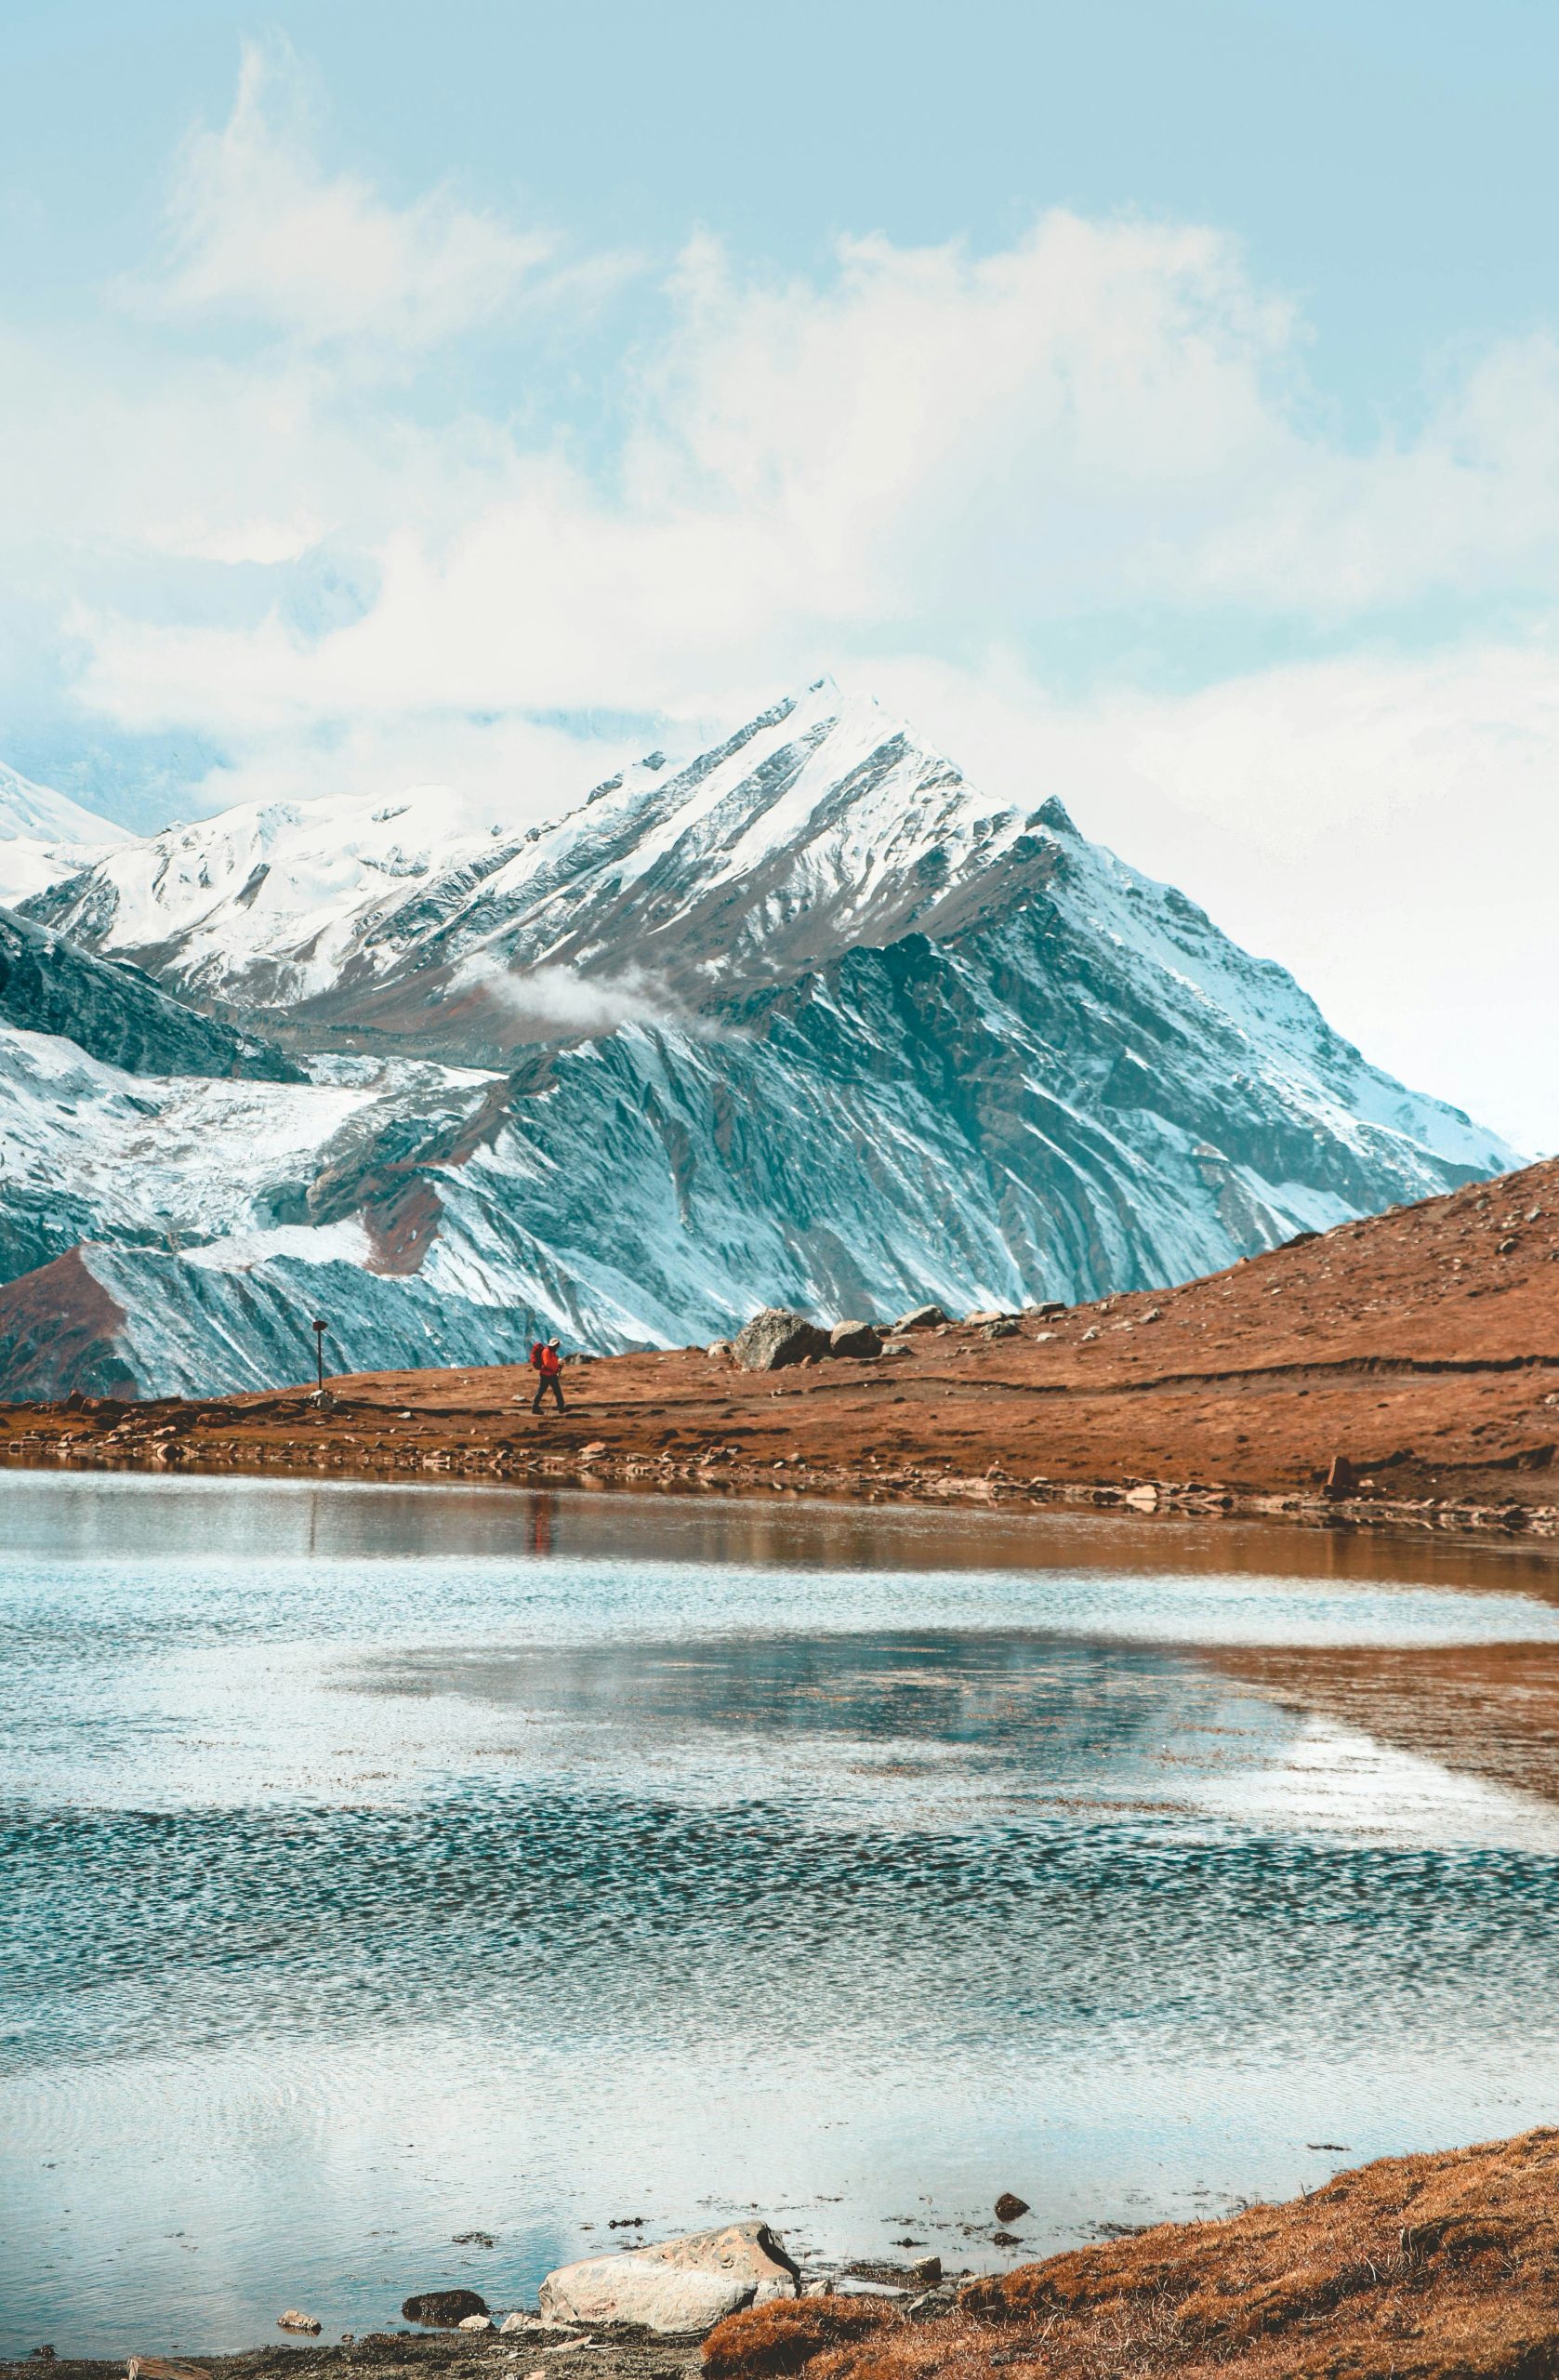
[0,680,1521,1397]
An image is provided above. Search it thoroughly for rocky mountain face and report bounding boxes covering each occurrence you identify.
[0,681,1520,1397]
[0,907,299,1083]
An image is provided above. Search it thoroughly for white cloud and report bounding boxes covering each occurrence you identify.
[125,37,557,349]
[10,52,1559,1145]
[457,952,691,1039]
[70,203,1559,750]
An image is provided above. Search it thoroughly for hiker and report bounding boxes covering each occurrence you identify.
[530,1336,565,1414]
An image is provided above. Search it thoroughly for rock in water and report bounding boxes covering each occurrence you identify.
[458,2315,494,2331]
[993,2192,1030,2223]
[731,1310,830,1372]
[276,2313,321,2335]
[829,1320,882,1358]
[402,2289,490,2327]
[893,1304,948,1332]
[539,2221,799,2335]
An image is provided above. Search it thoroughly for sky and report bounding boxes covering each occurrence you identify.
[4,0,1559,1148]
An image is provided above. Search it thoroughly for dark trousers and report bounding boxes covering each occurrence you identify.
[532,1373,564,1412]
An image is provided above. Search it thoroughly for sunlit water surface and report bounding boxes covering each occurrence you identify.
[7,1473,1559,2354]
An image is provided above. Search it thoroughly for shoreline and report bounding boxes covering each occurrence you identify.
[7,1385,1559,1553]
[13,2127,1559,2380]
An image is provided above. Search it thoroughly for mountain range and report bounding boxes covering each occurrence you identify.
[0,678,1518,1398]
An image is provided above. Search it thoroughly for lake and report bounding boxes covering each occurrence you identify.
[7,1472,1559,2357]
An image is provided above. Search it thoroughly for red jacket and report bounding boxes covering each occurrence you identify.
[530,1342,561,1376]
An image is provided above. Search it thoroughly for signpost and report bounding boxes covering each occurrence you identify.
[311,1317,328,1395]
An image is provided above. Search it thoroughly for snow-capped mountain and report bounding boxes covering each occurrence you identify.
[26,775,521,1015]
[0,681,1522,1397]
[0,762,129,907]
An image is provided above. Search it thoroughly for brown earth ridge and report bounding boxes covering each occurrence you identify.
[8,1153,1559,1539]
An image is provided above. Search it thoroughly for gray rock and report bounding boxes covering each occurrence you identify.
[539,2221,799,2336]
[892,1304,948,1332]
[732,1309,830,1372]
[457,2315,494,2332]
[276,2313,321,2335]
[829,1320,882,1358]
[993,2192,1030,2223]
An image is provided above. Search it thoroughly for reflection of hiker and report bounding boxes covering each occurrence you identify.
[530,1337,565,1413]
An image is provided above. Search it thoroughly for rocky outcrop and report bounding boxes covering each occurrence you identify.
[540,2223,799,2336]
[0,906,298,1081]
[402,2291,489,2328]
[732,1310,830,1372]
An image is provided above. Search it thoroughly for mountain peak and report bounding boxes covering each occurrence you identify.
[0,761,127,850]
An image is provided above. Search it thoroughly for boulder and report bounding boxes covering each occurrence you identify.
[540,2222,799,2337]
[993,2192,1030,2224]
[829,1320,882,1359]
[732,1310,830,1372]
[276,2314,321,2336]
[458,2316,494,2332]
[963,1309,1014,1326]
[892,1304,947,1332]
[402,2290,490,2328]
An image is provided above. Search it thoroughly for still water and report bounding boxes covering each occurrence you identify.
[7,1473,1559,2354]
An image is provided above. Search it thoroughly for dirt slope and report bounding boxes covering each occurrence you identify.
[703,2127,1559,2380]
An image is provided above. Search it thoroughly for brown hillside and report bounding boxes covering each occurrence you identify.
[704,2128,1559,2380]
[7,1155,1559,1528]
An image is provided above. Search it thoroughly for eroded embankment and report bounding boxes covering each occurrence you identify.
[701,2126,1559,2380]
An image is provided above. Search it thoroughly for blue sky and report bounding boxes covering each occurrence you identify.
[4,1,1559,1144]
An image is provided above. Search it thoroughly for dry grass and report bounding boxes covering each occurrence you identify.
[705,2129,1559,2379]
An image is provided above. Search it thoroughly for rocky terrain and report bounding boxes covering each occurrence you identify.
[8,1149,1559,1527]
[0,678,1517,1395]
